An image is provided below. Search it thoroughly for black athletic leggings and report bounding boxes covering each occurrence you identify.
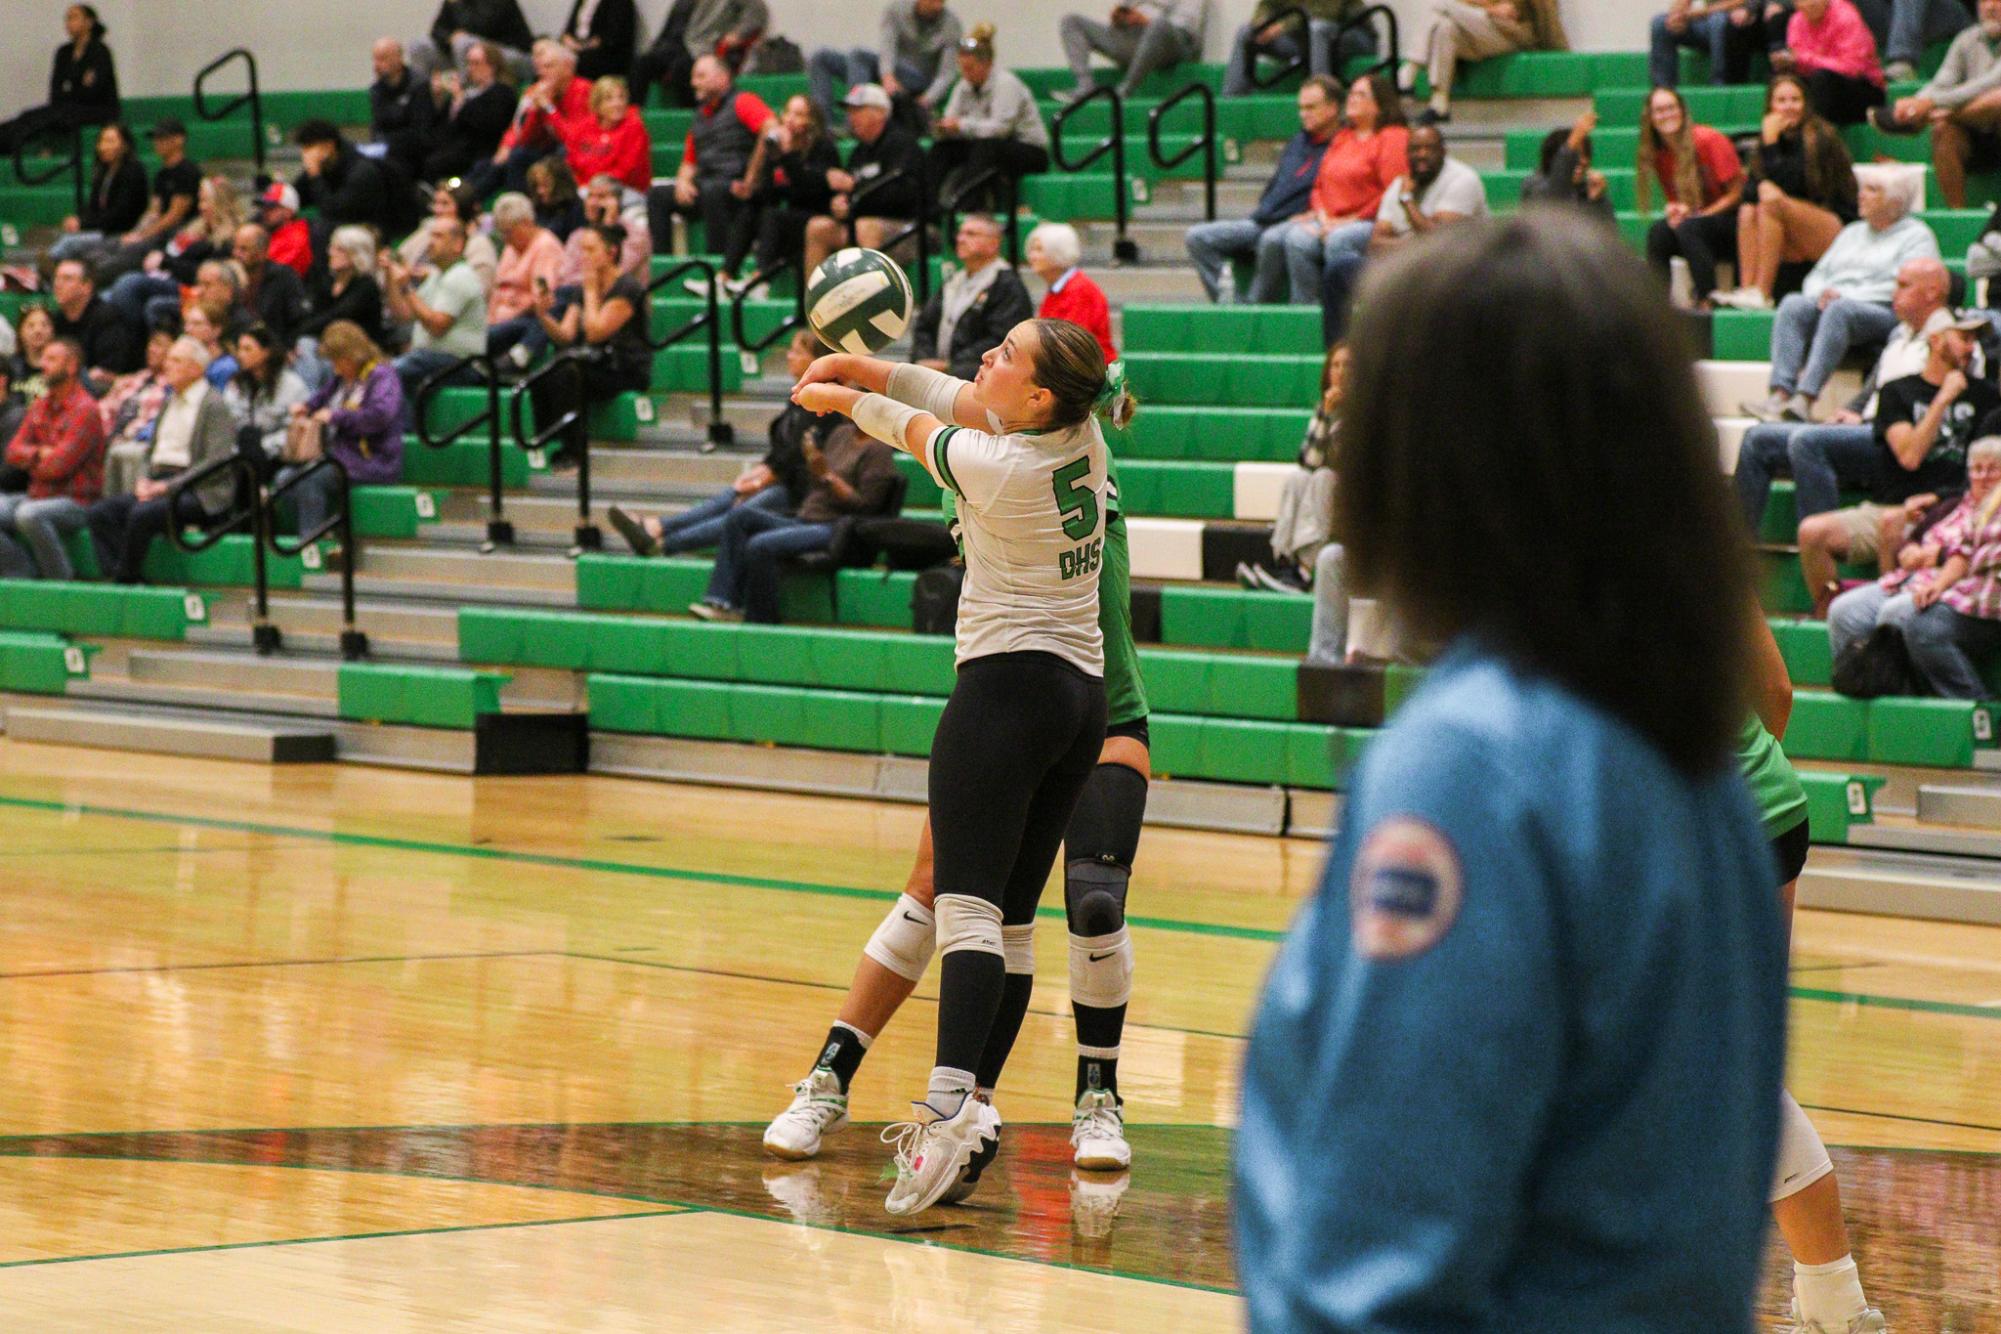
[930,651,1108,926]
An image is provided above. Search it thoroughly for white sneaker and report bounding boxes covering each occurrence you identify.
[1788,1301,1888,1334]
[1070,1167,1130,1238]
[762,1068,849,1160]
[1885,60,1918,82]
[1743,390,1792,423]
[882,1096,1002,1217]
[938,1117,1002,1205]
[1071,1089,1131,1171]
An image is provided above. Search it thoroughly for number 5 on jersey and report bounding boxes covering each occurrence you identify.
[1052,456,1102,581]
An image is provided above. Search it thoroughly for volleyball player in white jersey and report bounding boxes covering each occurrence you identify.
[792,317,1131,1217]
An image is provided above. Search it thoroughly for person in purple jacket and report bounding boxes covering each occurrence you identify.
[281,319,404,564]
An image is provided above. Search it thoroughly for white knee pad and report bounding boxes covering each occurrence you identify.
[934,893,1004,958]
[1001,923,1036,975]
[1069,926,1134,1010]
[1770,1089,1835,1203]
[862,893,937,983]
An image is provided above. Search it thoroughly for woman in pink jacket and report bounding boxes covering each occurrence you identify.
[1781,0,1885,125]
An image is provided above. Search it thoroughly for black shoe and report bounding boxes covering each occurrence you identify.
[608,504,660,557]
[1867,104,1924,136]
[1415,107,1451,127]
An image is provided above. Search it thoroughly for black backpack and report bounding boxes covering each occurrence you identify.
[1831,624,1924,699]
[911,564,963,634]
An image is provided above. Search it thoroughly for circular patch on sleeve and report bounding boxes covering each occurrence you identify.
[1349,817,1464,960]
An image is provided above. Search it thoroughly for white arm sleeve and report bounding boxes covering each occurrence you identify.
[851,392,924,453]
[886,362,970,421]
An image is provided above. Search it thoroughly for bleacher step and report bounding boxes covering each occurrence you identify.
[202,591,460,648]
[312,574,574,608]
[332,544,580,591]
[1914,780,2001,829]
[1800,844,2001,926]
[0,698,335,763]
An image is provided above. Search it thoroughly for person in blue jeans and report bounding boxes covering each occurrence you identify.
[1221,0,1378,96]
[1650,0,1771,87]
[691,420,900,623]
[1182,75,1339,303]
[607,330,823,557]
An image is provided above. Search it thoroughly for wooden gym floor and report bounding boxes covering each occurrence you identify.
[0,739,1994,1331]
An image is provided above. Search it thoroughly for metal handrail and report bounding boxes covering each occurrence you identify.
[849,157,933,304]
[268,456,368,659]
[1249,6,1313,91]
[1337,5,1402,84]
[164,453,277,653]
[509,351,601,552]
[647,257,733,450]
[1051,85,1137,263]
[11,123,85,215]
[414,352,512,549]
[730,254,806,359]
[939,166,1022,266]
[193,47,265,178]
[1149,82,1218,223]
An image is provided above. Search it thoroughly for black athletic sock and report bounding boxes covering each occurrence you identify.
[973,971,1036,1092]
[812,1023,869,1093]
[1074,996,1127,1101]
[935,949,1007,1077]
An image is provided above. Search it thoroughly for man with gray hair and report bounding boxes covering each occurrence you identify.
[1743,168,1940,424]
[470,39,590,198]
[1057,0,1209,102]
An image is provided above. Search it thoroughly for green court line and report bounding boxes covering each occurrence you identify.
[0,1208,686,1271]
[0,793,1995,1022]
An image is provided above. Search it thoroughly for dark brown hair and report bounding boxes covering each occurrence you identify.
[1350,72,1405,130]
[1759,73,1855,215]
[1029,318,1136,430]
[1337,214,1752,774]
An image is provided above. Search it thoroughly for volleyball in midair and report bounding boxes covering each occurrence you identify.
[805,248,914,356]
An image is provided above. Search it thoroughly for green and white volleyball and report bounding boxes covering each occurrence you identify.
[805,248,914,356]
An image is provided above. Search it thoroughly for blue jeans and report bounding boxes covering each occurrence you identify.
[1789,424,1881,520]
[1222,19,1377,96]
[659,484,790,554]
[48,230,106,264]
[1827,581,1919,660]
[702,504,836,621]
[1279,219,1373,306]
[808,48,929,116]
[1769,295,1899,399]
[1184,218,1288,304]
[0,493,89,580]
[1905,603,2001,697]
[107,271,180,332]
[275,459,348,539]
[1734,421,1810,531]
[1649,11,1742,87]
[1306,542,1350,665]
[1887,0,1972,65]
[1320,238,1369,343]
[486,314,539,359]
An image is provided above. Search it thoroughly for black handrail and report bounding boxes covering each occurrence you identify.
[11,122,85,215]
[509,352,601,552]
[1337,5,1402,84]
[849,157,934,305]
[1052,86,1137,263]
[1149,82,1218,223]
[193,47,266,178]
[164,453,277,653]
[730,254,806,360]
[414,353,512,550]
[647,258,734,451]
[1249,6,1314,91]
[939,166,1021,266]
[268,457,368,659]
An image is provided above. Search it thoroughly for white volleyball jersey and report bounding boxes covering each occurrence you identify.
[921,414,1108,674]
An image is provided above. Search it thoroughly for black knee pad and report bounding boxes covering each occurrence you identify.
[1064,762,1149,869]
[1065,858,1129,937]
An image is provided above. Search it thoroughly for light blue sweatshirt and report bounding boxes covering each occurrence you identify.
[1803,212,1941,304]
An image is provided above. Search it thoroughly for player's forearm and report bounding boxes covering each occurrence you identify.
[886,362,979,426]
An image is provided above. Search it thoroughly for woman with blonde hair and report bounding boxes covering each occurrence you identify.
[1638,85,1746,306]
[105,173,245,328]
[282,319,404,565]
[1400,0,1568,125]
[562,74,651,194]
[930,24,1051,213]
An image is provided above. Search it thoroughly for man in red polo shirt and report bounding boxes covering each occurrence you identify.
[0,338,106,580]
[471,37,593,197]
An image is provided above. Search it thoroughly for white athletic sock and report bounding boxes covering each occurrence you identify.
[926,1065,976,1118]
[1794,1255,1868,1329]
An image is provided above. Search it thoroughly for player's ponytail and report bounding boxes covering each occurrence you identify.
[1030,317,1141,432]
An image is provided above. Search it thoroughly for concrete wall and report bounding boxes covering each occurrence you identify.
[3,0,1661,114]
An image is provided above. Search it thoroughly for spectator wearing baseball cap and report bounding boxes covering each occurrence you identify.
[79,118,202,287]
[258,182,313,278]
[800,82,926,276]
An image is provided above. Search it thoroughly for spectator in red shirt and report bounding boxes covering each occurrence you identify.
[1639,87,1747,307]
[1026,222,1115,366]
[1278,73,1408,304]
[564,74,652,194]
[472,38,593,198]
[0,338,107,580]
[257,182,313,278]
[648,54,773,295]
